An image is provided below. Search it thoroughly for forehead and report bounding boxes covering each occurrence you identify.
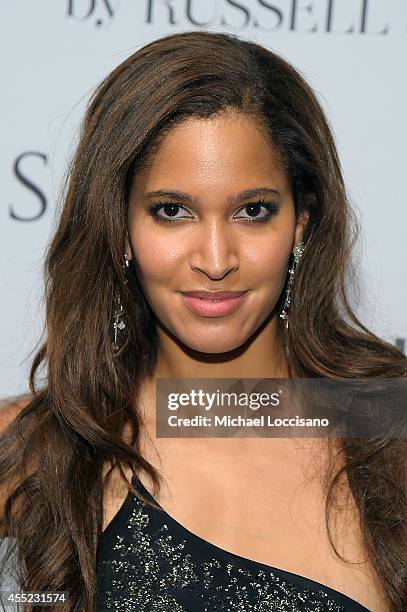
[133,112,289,193]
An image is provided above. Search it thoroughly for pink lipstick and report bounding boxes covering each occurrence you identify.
[179,291,248,317]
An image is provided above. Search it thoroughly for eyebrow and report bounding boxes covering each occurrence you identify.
[144,186,281,204]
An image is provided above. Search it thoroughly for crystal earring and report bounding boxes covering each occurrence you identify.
[123,253,130,283]
[279,241,305,332]
[112,254,130,352]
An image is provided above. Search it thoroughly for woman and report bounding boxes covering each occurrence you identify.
[0,30,406,612]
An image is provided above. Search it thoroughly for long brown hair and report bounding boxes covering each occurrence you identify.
[1,30,406,611]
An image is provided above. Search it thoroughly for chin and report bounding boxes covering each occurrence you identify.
[179,333,249,355]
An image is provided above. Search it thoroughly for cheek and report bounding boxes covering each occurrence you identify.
[130,229,179,285]
[245,237,291,288]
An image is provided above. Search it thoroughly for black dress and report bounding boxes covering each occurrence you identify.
[96,470,371,611]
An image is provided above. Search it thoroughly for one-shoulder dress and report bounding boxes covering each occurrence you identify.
[96,470,371,611]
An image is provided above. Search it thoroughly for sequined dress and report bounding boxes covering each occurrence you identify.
[96,471,371,611]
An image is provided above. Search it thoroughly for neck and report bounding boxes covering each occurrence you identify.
[149,313,289,382]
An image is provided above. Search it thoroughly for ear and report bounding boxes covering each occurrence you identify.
[293,209,309,249]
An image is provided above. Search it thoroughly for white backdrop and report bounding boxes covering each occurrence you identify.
[1,0,406,399]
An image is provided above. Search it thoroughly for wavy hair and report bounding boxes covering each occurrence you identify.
[1,30,406,611]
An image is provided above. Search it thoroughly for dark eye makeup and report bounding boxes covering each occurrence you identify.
[147,198,279,225]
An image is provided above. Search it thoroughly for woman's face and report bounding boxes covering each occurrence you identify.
[126,111,308,354]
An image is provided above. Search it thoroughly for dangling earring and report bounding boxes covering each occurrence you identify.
[112,253,130,352]
[279,241,305,332]
[123,252,130,283]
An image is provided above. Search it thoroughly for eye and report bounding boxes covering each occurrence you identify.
[148,202,192,223]
[234,200,279,223]
[148,198,279,224]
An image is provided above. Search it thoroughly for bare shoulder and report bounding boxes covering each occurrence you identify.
[0,394,33,534]
[0,394,33,432]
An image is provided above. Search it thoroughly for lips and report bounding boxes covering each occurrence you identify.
[180,291,247,299]
[179,291,248,317]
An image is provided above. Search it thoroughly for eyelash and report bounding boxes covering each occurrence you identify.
[147,198,279,225]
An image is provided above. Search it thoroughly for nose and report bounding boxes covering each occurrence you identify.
[189,220,239,280]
